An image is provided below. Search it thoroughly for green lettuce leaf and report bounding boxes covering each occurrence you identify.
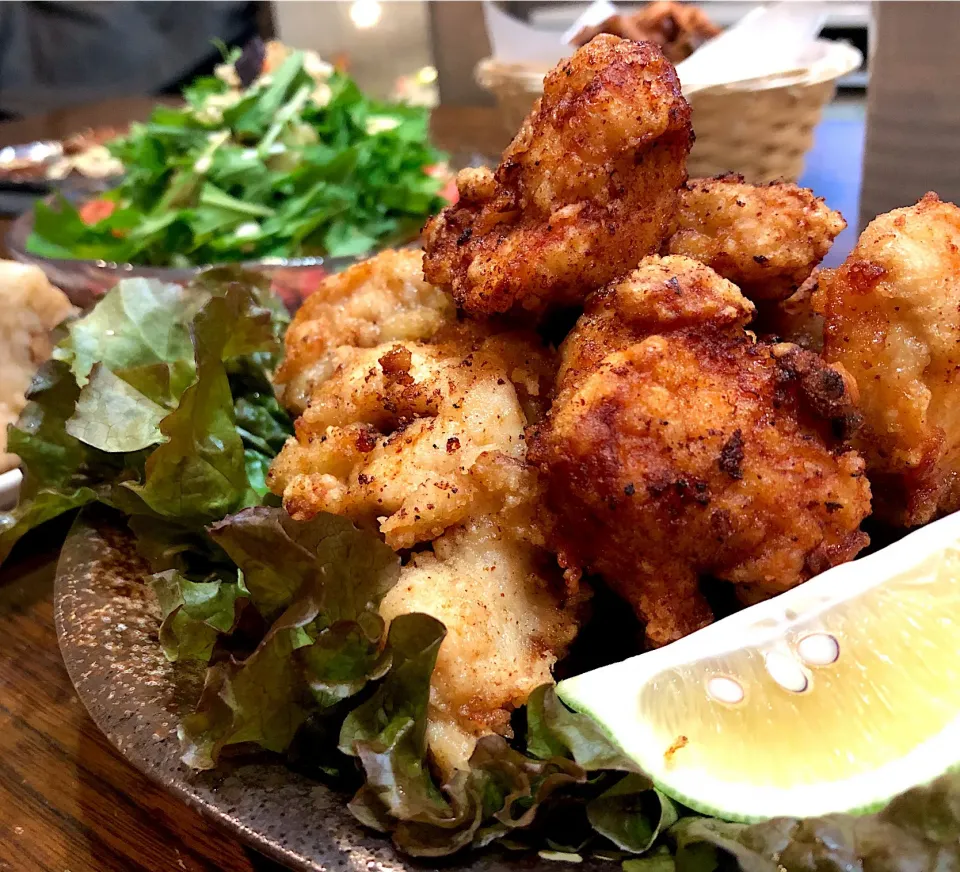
[339,614,448,822]
[671,774,960,872]
[179,618,313,768]
[0,271,291,567]
[207,506,398,622]
[337,679,684,859]
[150,569,247,661]
[126,514,229,575]
[66,364,167,452]
[0,486,98,564]
[588,776,678,854]
[54,277,198,390]
[624,846,677,872]
[179,507,400,767]
[0,359,125,561]
[9,360,89,491]
[526,684,641,772]
[125,289,266,523]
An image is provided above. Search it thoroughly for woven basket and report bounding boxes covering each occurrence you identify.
[476,40,863,184]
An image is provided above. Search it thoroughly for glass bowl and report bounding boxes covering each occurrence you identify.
[5,201,399,311]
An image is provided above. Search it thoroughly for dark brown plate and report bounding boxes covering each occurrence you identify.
[53,507,575,872]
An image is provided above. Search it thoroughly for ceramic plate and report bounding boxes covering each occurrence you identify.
[54,507,578,872]
[0,468,22,510]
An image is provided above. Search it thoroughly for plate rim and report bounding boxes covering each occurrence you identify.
[53,507,326,872]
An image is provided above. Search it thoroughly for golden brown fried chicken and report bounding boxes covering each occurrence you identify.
[754,269,824,351]
[379,514,583,777]
[814,193,960,526]
[571,1,722,64]
[423,35,692,317]
[665,174,845,302]
[530,255,871,647]
[270,287,582,774]
[268,324,554,549]
[274,249,454,413]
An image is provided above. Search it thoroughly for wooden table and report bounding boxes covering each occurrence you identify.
[0,99,506,872]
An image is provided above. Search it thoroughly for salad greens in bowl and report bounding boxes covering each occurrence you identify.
[9,40,452,306]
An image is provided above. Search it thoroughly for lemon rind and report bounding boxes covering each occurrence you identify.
[556,509,960,822]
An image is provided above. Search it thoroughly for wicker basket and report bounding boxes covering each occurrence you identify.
[476,40,863,184]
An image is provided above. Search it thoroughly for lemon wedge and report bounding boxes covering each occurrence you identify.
[556,510,960,822]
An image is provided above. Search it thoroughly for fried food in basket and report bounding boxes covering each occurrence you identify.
[814,193,960,527]
[274,250,455,414]
[571,1,722,64]
[423,35,692,317]
[665,174,846,303]
[529,255,871,647]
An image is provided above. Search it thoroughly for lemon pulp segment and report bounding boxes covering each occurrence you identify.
[557,517,960,821]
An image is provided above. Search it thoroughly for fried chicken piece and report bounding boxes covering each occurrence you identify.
[571,1,722,64]
[0,262,75,472]
[754,269,825,351]
[814,193,960,526]
[268,324,555,550]
[423,35,692,317]
[665,174,846,302]
[379,514,583,777]
[530,255,871,646]
[274,249,455,413]
[270,262,581,774]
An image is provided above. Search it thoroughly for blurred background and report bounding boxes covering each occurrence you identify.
[0,1,955,263]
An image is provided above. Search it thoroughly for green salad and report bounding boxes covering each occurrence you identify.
[3,275,959,870]
[26,43,449,267]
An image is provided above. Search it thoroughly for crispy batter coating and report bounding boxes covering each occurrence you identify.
[379,515,583,777]
[665,174,846,302]
[530,255,871,646]
[269,263,582,774]
[268,324,555,550]
[753,269,824,351]
[274,249,454,413]
[0,262,75,472]
[423,35,692,317]
[814,193,960,526]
